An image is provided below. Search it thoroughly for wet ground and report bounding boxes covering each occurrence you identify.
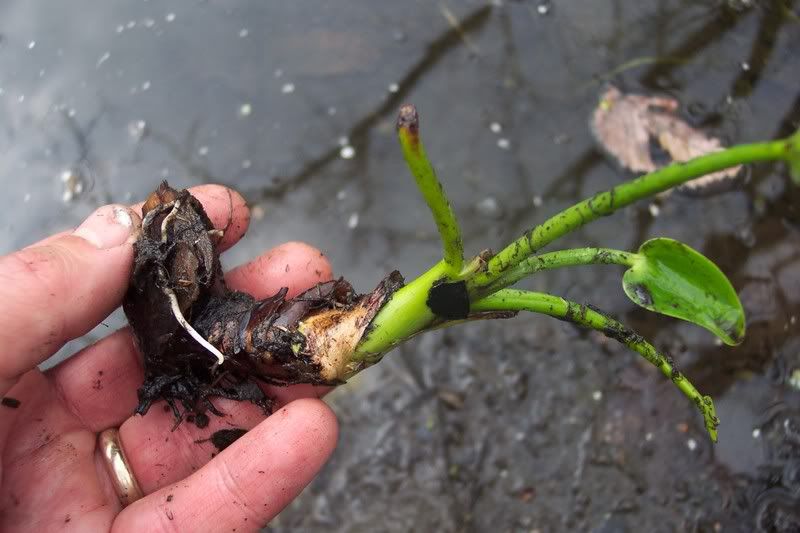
[2,1,799,531]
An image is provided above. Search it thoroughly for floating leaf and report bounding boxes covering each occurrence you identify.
[592,86,742,195]
[622,238,745,345]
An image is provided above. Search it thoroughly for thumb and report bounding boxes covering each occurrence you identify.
[0,205,140,395]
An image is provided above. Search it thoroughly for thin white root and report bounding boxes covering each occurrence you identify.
[161,199,182,242]
[165,288,225,365]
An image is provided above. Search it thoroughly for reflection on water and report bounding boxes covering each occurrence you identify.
[1,1,799,530]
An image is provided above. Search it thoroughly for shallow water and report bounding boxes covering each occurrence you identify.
[1,1,799,531]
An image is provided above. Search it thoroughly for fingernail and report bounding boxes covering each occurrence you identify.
[73,205,141,249]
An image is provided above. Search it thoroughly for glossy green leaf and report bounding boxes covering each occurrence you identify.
[622,238,745,345]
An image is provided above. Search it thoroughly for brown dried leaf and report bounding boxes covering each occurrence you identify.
[591,86,741,193]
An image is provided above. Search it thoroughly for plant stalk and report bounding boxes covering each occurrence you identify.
[472,136,795,291]
[471,288,719,441]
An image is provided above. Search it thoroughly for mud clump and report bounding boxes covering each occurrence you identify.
[123,182,403,426]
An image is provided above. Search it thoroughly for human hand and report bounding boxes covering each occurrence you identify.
[0,185,338,532]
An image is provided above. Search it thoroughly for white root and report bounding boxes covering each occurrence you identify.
[160,199,182,242]
[165,288,225,365]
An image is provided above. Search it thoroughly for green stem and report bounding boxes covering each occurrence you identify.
[352,260,450,362]
[474,247,637,296]
[474,136,794,290]
[471,289,719,442]
[396,104,464,274]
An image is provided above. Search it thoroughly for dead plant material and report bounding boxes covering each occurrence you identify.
[591,85,742,195]
[123,182,403,426]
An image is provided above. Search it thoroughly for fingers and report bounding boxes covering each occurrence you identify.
[48,242,333,432]
[0,205,140,395]
[113,399,338,533]
[225,241,333,298]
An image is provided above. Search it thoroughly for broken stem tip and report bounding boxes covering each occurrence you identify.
[396,104,464,274]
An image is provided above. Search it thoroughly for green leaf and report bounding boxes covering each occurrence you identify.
[622,238,745,345]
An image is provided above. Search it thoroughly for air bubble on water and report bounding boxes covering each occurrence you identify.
[686,438,697,451]
[141,80,151,91]
[281,83,295,94]
[238,103,252,117]
[143,18,155,28]
[126,20,136,29]
[648,203,660,217]
[116,25,125,34]
[388,82,399,93]
[198,146,209,156]
[239,28,249,38]
[241,159,252,169]
[337,136,349,147]
[327,106,337,116]
[537,3,550,15]
[96,52,111,68]
[28,41,36,50]
[497,138,510,150]
[490,121,502,133]
[128,120,147,140]
[165,13,176,22]
[347,212,359,229]
[340,145,356,159]
[532,195,543,207]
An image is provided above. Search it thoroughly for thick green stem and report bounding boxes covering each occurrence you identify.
[474,137,794,290]
[352,260,450,362]
[474,247,637,296]
[397,104,464,274]
[471,289,719,441]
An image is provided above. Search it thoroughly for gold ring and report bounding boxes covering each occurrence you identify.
[98,428,143,507]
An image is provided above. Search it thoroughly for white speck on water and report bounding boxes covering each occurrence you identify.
[388,82,399,93]
[141,80,151,91]
[340,145,356,159]
[126,20,136,29]
[645,432,654,441]
[281,83,295,94]
[514,431,525,441]
[238,103,252,117]
[241,159,252,169]
[165,13,176,22]
[198,146,209,156]
[128,120,147,140]
[28,41,36,50]
[592,390,603,401]
[96,52,111,68]
[648,203,660,217]
[741,62,750,71]
[532,195,543,207]
[537,3,550,15]
[23,193,31,203]
[327,106,337,116]
[337,136,349,147]
[490,121,502,133]
[116,24,125,33]
[475,196,500,217]
[18,94,25,103]
[497,138,511,150]
[336,189,347,201]
[273,68,283,78]
[686,438,698,451]
[752,428,761,439]
[143,18,155,28]
[39,69,46,78]
[239,28,249,38]
[347,212,359,229]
